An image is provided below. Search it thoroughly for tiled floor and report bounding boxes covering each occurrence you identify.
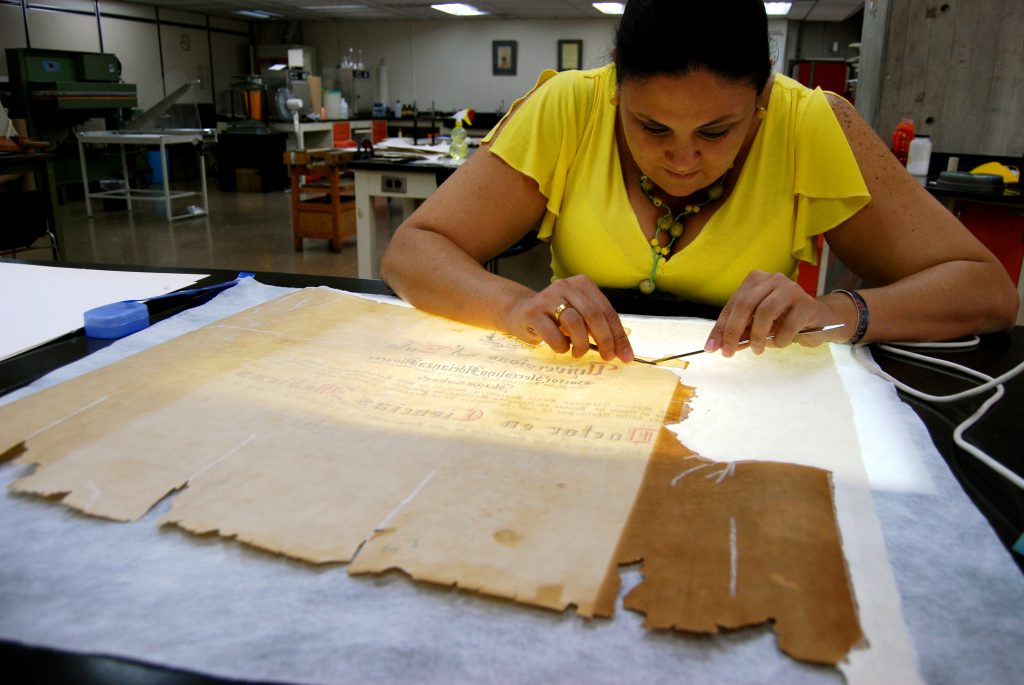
[8,179,552,288]
[10,183,551,290]
[19,185,399,276]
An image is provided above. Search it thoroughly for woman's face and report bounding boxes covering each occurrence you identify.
[618,69,760,198]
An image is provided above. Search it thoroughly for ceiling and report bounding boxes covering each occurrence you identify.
[137,0,865,24]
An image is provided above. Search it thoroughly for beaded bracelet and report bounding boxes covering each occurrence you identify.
[832,289,869,344]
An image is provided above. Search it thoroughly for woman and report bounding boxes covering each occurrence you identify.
[380,0,1017,363]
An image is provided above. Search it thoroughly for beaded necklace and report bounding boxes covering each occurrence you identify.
[637,172,727,294]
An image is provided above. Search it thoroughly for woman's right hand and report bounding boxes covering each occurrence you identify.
[504,274,634,363]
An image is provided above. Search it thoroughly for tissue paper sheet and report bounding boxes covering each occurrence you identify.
[0,286,863,666]
[4,278,1021,684]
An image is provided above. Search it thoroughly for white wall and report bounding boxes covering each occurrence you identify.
[1,1,249,111]
[295,17,790,114]
[0,4,28,76]
[100,11,164,109]
[299,18,619,113]
[26,5,102,53]
[768,18,788,74]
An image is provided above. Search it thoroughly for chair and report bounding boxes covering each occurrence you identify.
[371,119,387,144]
[283,149,357,252]
[0,188,56,258]
[332,122,357,149]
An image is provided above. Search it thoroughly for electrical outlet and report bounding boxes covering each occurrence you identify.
[382,176,407,193]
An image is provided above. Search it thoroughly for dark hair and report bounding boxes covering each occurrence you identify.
[614,0,772,93]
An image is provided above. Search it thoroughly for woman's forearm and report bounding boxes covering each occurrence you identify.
[380,225,538,335]
[855,258,1018,343]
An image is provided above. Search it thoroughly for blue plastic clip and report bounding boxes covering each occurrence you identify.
[84,272,255,339]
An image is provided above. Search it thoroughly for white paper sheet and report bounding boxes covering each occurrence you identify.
[1,278,1021,684]
[0,262,206,361]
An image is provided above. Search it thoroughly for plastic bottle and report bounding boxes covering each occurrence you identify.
[906,134,932,183]
[449,119,468,162]
[891,117,915,166]
[324,89,342,120]
[339,97,349,120]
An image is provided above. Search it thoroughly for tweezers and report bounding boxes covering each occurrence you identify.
[593,323,847,365]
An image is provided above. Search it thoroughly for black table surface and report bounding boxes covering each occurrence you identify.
[2,259,1022,683]
[348,156,461,187]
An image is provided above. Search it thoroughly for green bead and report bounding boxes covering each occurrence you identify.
[650,238,660,247]
[707,184,724,200]
[671,222,684,237]
[639,279,656,294]
[658,214,673,230]
[652,197,663,207]
[660,246,670,256]
[640,176,653,192]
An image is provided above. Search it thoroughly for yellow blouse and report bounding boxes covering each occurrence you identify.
[483,65,870,306]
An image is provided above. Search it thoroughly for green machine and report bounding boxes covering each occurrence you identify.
[5,48,137,132]
[3,48,140,192]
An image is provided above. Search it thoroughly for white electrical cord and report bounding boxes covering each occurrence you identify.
[853,339,1024,491]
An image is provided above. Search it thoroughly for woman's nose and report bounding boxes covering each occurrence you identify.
[665,138,700,167]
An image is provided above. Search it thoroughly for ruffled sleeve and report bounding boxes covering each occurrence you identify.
[482,69,601,240]
[788,88,870,264]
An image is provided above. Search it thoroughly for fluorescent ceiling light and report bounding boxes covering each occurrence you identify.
[267,63,288,71]
[235,10,283,19]
[303,3,367,8]
[431,3,487,16]
[592,2,625,14]
[764,2,792,16]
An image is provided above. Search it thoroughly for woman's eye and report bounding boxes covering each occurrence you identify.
[641,122,669,135]
[699,128,731,141]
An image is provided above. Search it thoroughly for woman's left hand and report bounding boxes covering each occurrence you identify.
[705,270,849,357]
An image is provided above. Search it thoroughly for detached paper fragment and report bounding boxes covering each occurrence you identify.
[605,428,862,666]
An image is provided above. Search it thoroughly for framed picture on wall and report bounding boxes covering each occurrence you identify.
[492,40,517,76]
[558,40,583,71]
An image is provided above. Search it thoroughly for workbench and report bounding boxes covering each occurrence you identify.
[0,260,1021,684]
[268,119,374,151]
[283,148,356,252]
[348,157,460,278]
[77,130,210,222]
[0,151,61,258]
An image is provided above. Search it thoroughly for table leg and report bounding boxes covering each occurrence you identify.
[399,198,417,222]
[119,144,133,214]
[160,141,172,221]
[198,144,209,215]
[44,158,63,260]
[355,177,377,279]
[78,137,93,218]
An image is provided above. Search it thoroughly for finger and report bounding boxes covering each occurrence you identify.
[714,295,760,358]
[770,313,811,349]
[556,306,593,358]
[567,294,633,362]
[529,311,570,354]
[553,275,633,362]
[747,293,791,355]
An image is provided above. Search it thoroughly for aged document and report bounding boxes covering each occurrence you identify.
[1,288,679,617]
[0,288,867,666]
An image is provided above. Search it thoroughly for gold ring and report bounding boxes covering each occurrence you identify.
[553,303,570,322]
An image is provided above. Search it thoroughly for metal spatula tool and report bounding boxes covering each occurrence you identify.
[627,323,847,365]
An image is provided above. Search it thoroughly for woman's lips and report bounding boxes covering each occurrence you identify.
[664,167,702,181]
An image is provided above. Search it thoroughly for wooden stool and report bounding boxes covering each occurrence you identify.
[283,149,356,252]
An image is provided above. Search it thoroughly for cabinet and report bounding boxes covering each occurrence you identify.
[928,185,1024,324]
[216,130,288,192]
[284,149,356,252]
